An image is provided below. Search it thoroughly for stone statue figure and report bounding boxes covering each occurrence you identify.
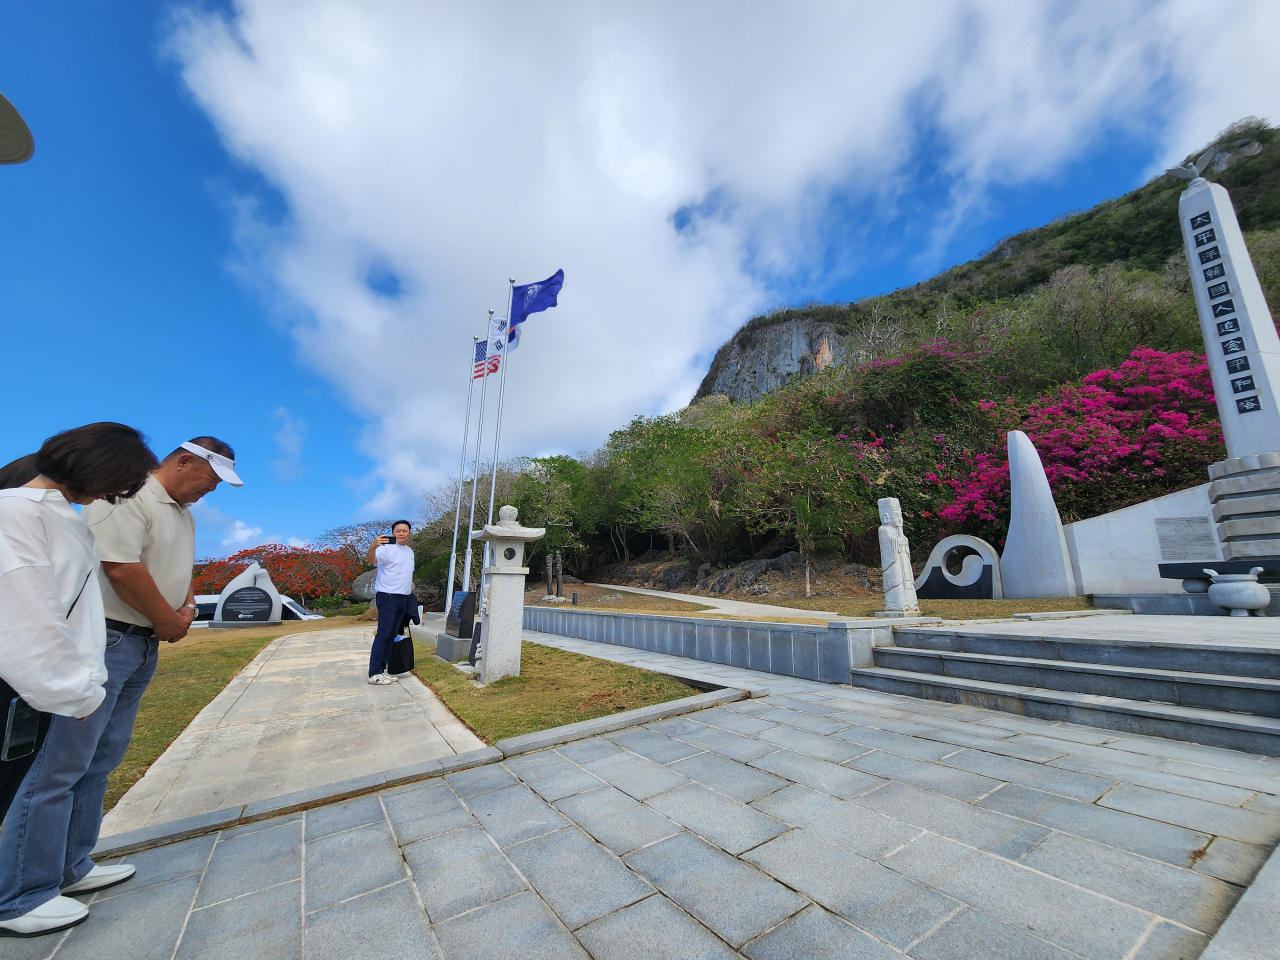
[877,497,921,617]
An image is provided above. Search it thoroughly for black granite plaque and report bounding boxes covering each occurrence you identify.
[1232,375,1256,394]
[1227,356,1251,374]
[1190,212,1212,230]
[1222,337,1246,355]
[444,590,476,639]
[1204,263,1226,281]
[1217,317,1241,336]
[1208,281,1231,299]
[1212,299,1237,317]
[1194,228,1216,247]
[1237,395,1263,414]
[1199,246,1222,264]
[221,586,273,621]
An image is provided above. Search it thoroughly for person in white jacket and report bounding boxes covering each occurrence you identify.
[0,423,157,939]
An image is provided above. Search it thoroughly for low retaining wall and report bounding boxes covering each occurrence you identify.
[523,606,885,683]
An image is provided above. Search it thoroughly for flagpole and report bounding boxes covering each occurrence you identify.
[484,279,517,529]
[445,335,480,609]
[461,311,496,592]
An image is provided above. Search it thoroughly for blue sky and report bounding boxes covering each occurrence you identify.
[3,2,1278,557]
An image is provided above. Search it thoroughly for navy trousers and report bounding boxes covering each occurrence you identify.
[369,591,414,676]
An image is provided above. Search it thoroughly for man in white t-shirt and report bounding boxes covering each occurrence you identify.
[364,520,417,684]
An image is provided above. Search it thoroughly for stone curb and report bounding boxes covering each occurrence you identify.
[90,745,503,860]
[92,685,757,860]
[494,688,749,759]
[1200,837,1280,959]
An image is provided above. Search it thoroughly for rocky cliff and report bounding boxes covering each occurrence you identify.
[694,318,845,402]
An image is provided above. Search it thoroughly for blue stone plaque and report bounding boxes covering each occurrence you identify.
[1194,228,1216,247]
[1237,395,1263,414]
[1226,356,1251,374]
[1217,318,1241,336]
[1208,281,1231,299]
[1222,337,1246,355]
[1232,375,1257,394]
[1204,263,1226,281]
[1189,212,1212,230]
[1199,246,1222,264]
[1213,299,1237,317]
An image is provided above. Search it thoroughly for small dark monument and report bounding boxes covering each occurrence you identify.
[545,555,553,596]
[444,590,476,639]
[555,550,564,598]
[435,590,477,662]
[211,562,282,628]
[222,586,273,621]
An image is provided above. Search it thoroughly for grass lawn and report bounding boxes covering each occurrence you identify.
[104,615,368,812]
[412,639,695,743]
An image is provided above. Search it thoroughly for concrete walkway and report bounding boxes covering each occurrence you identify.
[34,627,1280,959]
[101,626,483,836]
[593,582,844,621]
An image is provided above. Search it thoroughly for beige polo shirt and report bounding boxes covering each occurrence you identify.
[85,474,196,628]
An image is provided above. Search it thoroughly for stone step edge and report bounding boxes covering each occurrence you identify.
[847,667,1280,736]
[92,686,755,861]
[876,647,1280,691]
[892,626,1280,657]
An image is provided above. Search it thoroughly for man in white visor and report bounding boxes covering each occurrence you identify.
[3,438,242,911]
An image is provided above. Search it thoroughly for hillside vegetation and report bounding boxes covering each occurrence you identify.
[419,120,1280,593]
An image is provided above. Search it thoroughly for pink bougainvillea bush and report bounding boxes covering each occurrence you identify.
[938,348,1225,544]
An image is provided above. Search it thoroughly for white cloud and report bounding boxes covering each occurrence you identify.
[167,0,1280,515]
[270,406,308,481]
[287,536,309,547]
[222,519,265,546]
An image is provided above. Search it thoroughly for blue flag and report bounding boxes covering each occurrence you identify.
[510,269,564,329]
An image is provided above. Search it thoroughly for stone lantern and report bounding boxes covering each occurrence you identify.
[471,505,545,684]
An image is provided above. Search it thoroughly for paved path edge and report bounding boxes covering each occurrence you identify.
[90,684,754,860]
[1200,836,1280,959]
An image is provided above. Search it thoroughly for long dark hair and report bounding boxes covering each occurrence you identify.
[33,423,158,503]
[0,454,38,489]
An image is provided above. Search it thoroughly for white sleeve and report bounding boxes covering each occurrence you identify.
[0,564,106,718]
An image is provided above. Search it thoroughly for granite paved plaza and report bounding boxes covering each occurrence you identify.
[22,652,1280,960]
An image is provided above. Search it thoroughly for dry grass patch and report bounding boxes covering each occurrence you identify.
[412,639,695,743]
[526,582,711,614]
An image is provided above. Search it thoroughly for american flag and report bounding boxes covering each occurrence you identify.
[472,340,500,379]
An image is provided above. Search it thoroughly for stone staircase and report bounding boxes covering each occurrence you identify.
[848,621,1280,756]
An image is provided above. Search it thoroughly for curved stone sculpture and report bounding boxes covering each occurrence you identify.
[1001,430,1078,598]
[915,535,1003,600]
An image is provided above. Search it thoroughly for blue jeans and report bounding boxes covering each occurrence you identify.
[368,592,412,676]
[0,630,158,919]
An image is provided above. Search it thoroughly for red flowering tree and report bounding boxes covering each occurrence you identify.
[192,544,362,604]
[938,347,1225,544]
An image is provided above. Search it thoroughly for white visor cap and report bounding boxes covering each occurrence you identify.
[180,441,244,487]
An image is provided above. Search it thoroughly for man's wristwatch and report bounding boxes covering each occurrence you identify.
[183,603,198,614]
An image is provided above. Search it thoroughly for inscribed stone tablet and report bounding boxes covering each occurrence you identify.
[1154,518,1217,561]
[222,586,273,621]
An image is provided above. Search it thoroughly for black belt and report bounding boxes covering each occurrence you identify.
[105,619,156,639]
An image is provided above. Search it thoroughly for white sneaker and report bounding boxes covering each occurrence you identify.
[0,895,89,937]
[367,674,394,685]
[61,863,136,895]
[383,671,400,682]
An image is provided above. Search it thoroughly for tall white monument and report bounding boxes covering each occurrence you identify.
[1178,177,1280,559]
[472,506,545,685]
[1001,431,1077,598]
